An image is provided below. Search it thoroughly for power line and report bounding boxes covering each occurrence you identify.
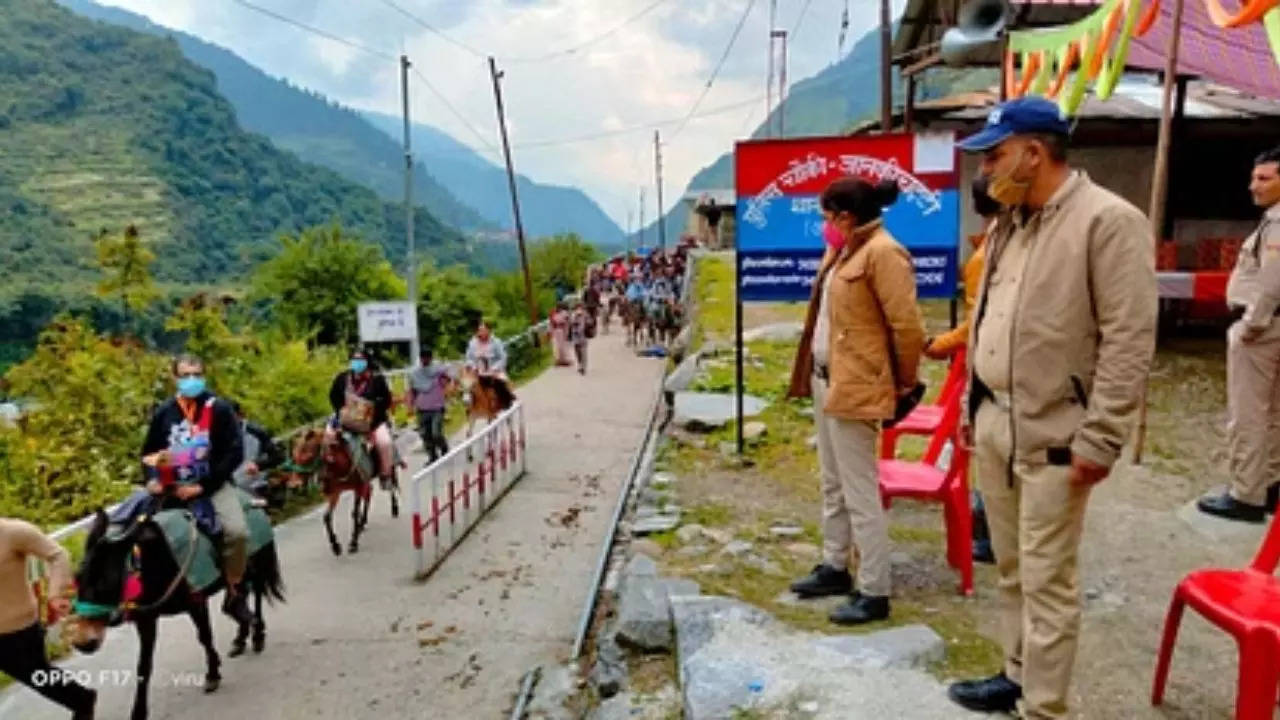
[408,65,502,158]
[501,0,678,63]
[738,0,815,137]
[228,0,395,60]
[514,95,764,150]
[668,0,760,142]
[374,0,489,59]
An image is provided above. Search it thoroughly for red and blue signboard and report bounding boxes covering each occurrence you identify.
[734,133,960,302]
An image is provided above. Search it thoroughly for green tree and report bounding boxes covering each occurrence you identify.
[416,262,502,356]
[94,224,158,326]
[249,224,406,346]
[528,233,602,302]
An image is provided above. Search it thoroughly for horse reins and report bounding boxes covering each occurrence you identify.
[124,513,201,617]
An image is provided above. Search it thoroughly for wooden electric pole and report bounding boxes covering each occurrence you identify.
[880,0,892,132]
[638,186,646,251]
[488,56,540,330]
[400,54,420,362]
[654,130,666,250]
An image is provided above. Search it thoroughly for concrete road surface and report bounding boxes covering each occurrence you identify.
[1,336,663,720]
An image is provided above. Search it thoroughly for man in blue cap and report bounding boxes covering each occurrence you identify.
[947,97,1157,719]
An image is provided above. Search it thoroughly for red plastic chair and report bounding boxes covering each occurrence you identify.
[878,390,973,595]
[880,347,967,460]
[1151,508,1280,719]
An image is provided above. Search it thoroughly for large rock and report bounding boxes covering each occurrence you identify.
[590,635,628,699]
[615,578,702,652]
[743,421,768,442]
[664,352,701,394]
[674,392,768,431]
[525,664,576,720]
[742,321,803,344]
[632,514,681,536]
[671,596,978,720]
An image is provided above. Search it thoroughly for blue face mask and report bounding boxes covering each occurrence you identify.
[350,359,368,374]
[176,376,206,398]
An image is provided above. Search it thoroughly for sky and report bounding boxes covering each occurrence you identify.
[92,0,898,227]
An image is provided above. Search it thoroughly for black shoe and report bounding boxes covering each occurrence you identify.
[789,564,852,598]
[1266,483,1278,515]
[222,591,253,626]
[948,672,1022,713]
[829,593,889,625]
[973,539,995,565]
[72,689,96,720]
[1197,492,1265,524]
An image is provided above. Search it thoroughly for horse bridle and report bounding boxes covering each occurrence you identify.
[74,511,200,621]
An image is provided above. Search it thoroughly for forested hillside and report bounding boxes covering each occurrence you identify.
[0,0,475,350]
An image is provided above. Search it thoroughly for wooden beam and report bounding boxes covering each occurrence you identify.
[904,53,943,77]
[905,74,918,130]
[1135,0,1185,465]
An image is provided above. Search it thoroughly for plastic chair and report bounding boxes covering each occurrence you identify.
[1151,508,1280,719]
[878,390,973,595]
[880,347,967,460]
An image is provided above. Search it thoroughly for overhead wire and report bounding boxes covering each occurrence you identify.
[408,66,502,158]
[739,0,814,137]
[228,0,396,60]
[373,0,490,59]
[501,0,679,63]
[668,0,761,142]
[514,95,764,150]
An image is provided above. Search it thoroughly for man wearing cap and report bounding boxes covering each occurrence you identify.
[947,97,1157,719]
[1197,146,1280,523]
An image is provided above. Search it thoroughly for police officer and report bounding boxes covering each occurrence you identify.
[1198,146,1280,522]
[947,98,1157,719]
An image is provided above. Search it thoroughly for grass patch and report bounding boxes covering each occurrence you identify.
[685,502,734,528]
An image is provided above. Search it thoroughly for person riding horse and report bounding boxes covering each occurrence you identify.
[140,353,251,626]
[325,349,395,485]
[465,320,509,382]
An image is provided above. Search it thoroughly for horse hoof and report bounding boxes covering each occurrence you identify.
[204,677,220,694]
[330,543,342,557]
[228,642,246,658]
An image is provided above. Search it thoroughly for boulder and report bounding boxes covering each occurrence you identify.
[664,352,701,394]
[524,664,576,720]
[590,636,628,699]
[742,421,768,442]
[720,540,754,557]
[742,321,803,344]
[671,596,976,720]
[674,392,768,432]
[633,513,681,536]
[615,578,702,652]
[675,523,708,544]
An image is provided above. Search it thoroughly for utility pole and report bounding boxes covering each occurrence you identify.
[625,208,633,255]
[772,30,788,137]
[638,186,646,251]
[488,56,540,330]
[400,54,420,363]
[766,0,777,137]
[879,0,892,133]
[654,130,666,250]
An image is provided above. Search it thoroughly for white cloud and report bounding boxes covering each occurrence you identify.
[90,0,893,226]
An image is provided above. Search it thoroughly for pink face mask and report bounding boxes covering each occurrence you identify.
[822,221,846,251]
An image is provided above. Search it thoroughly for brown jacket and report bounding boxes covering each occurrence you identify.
[966,172,1157,468]
[788,222,926,420]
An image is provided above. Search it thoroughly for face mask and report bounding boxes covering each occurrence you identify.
[822,221,846,251]
[350,359,368,374]
[986,150,1033,207]
[176,376,206,398]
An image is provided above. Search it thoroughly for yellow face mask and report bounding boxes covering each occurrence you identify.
[986,149,1033,208]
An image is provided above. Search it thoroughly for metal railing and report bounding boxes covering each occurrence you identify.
[409,401,527,579]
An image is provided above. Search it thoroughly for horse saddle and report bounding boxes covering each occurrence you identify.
[339,430,377,481]
[110,489,275,594]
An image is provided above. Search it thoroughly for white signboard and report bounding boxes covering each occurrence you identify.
[358,302,418,343]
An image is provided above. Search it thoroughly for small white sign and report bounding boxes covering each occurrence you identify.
[358,301,418,343]
[913,131,956,174]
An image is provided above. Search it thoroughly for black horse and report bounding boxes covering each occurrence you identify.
[69,505,284,720]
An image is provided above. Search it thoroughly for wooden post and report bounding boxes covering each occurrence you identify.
[904,74,917,132]
[488,57,540,331]
[1134,0,1185,464]
[400,55,420,363]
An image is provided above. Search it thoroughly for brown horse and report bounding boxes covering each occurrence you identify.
[459,366,516,458]
[288,428,375,556]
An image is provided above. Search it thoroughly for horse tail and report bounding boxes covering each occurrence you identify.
[250,541,286,604]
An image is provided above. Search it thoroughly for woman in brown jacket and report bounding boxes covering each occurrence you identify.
[787,177,925,625]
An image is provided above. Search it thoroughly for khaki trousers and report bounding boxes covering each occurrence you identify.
[209,482,249,583]
[812,375,890,596]
[1227,319,1280,505]
[974,400,1092,720]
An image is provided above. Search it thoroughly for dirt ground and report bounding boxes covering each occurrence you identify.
[645,256,1272,719]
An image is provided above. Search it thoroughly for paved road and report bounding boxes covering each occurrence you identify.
[1,336,664,720]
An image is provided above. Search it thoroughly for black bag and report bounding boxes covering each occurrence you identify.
[883,382,926,428]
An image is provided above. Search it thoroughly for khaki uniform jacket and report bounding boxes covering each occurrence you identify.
[788,222,926,421]
[966,172,1157,469]
[1225,203,1280,328]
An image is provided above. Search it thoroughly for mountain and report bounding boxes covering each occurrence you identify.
[0,0,477,341]
[647,24,996,240]
[57,0,491,234]
[363,111,626,247]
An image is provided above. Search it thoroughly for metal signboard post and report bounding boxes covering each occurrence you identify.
[731,132,960,453]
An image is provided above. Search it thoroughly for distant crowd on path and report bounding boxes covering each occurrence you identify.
[547,242,695,375]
